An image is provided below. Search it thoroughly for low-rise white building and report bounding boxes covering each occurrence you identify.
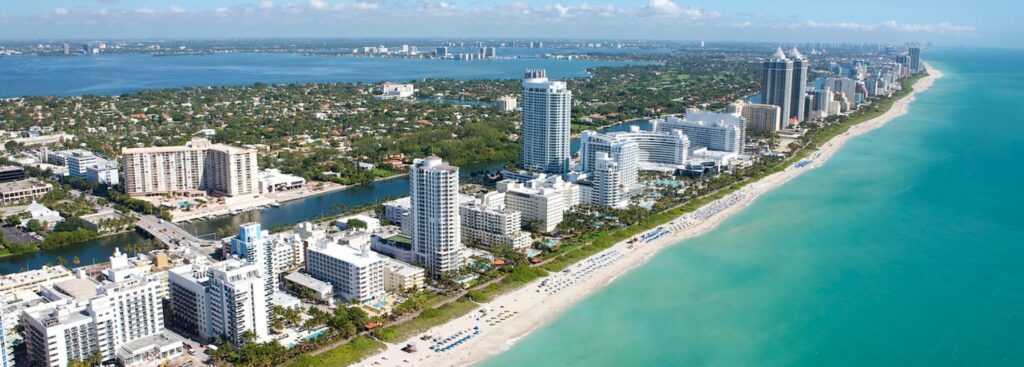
[496,175,580,233]
[375,82,415,100]
[0,179,53,204]
[258,169,306,194]
[0,266,73,298]
[460,192,532,249]
[382,258,425,292]
[305,240,386,303]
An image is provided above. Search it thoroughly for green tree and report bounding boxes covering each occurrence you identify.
[345,218,367,230]
[25,219,42,232]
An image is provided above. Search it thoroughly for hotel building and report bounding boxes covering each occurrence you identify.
[652,109,745,154]
[120,138,258,197]
[496,174,580,233]
[21,250,165,367]
[761,47,794,124]
[305,240,386,303]
[460,192,532,249]
[410,156,464,276]
[520,69,572,174]
[167,259,269,345]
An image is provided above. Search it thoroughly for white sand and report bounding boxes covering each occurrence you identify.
[355,64,942,367]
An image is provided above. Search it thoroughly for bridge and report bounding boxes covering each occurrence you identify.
[135,215,217,257]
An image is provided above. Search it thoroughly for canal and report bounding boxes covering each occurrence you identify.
[0,121,651,274]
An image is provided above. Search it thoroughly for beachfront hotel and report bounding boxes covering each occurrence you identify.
[761,47,794,124]
[120,138,258,197]
[577,131,639,192]
[652,109,745,154]
[728,101,782,135]
[590,152,627,208]
[305,239,386,302]
[21,250,166,367]
[496,174,580,233]
[410,156,465,277]
[788,47,809,123]
[460,192,533,249]
[520,69,572,174]
[167,259,269,345]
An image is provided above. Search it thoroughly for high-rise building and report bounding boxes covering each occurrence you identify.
[761,47,793,124]
[305,239,386,302]
[730,102,782,135]
[580,127,691,173]
[121,138,258,197]
[496,96,517,112]
[167,259,269,345]
[590,152,627,208]
[788,47,808,123]
[230,223,278,297]
[520,69,572,174]
[22,250,165,367]
[0,298,11,367]
[909,47,921,73]
[577,131,639,192]
[651,109,745,154]
[410,156,464,276]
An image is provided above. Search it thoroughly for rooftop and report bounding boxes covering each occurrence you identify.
[0,178,52,192]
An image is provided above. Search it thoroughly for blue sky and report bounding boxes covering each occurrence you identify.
[0,0,1016,46]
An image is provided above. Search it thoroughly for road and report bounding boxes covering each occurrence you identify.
[135,214,217,257]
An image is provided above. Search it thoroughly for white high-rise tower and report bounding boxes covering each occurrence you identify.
[520,69,572,174]
[410,156,464,277]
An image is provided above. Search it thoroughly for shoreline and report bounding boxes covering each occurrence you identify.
[359,65,943,367]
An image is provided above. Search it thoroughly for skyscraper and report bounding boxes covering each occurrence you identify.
[591,152,626,208]
[761,47,793,126]
[909,47,921,73]
[410,156,463,277]
[788,47,809,123]
[0,298,10,367]
[230,223,277,297]
[521,69,572,174]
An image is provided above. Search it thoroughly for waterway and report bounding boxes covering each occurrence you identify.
[0,113,656,274]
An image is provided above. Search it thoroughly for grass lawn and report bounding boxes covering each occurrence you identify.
[282,336,384,367]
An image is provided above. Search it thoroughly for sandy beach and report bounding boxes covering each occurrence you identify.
[355,64,942,367]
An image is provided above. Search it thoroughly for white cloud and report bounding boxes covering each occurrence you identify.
[797,20,975,33]
[168,6,187,14]
[641,0,719,20]
[53,8,69,16]
[134,7,158,15]
[259,1,275,10]
[309,0,330,10]
[351,2,380,11]
[555,3,570,17]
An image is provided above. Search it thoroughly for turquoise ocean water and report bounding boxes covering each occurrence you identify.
[480,48,1024,366]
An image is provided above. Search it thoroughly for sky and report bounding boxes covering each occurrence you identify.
[0,0,1017,46]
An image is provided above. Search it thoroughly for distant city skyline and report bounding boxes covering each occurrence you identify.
[0,0,1015,47]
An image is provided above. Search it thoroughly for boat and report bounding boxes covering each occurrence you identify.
[270,202,281,207]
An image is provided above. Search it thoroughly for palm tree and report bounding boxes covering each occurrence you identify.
[72,256,81,266]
